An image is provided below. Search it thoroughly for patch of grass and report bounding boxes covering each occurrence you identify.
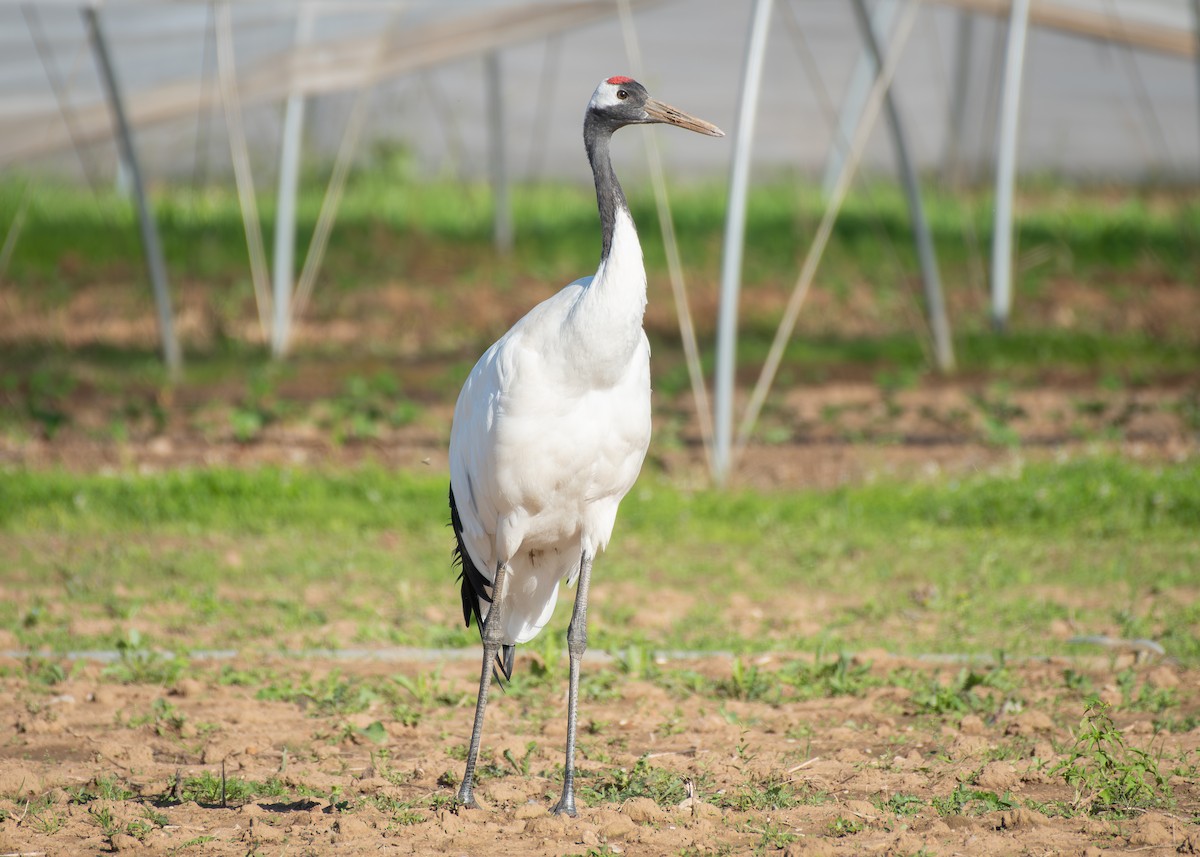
[931,783,1017,816]
[1049,698,1173,816]
[578,756,690,807]
[828,815,864,837]
[2,457,1198,663]
[257,671,377,716]
[68,774,136,804]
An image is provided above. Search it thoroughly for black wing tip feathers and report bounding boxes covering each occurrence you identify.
[449,485,516,684]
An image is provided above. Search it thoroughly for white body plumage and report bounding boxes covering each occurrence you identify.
[448,207,652,646]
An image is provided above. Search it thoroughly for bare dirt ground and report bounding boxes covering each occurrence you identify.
[0,652,1197,856]
[1,276,1198,854]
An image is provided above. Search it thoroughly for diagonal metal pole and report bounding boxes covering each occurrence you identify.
[82,5,181,379]
[734,0,920,461]
[850,0,954,373]
[714,0,774,486]
[990,0,1032,332]
[822,0,899,199]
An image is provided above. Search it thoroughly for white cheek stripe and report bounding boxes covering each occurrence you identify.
[589,82,623,110]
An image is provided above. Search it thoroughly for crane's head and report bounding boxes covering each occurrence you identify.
[587,76,724,137]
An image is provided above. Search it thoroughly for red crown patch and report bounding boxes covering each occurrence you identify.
[605,75,635,85]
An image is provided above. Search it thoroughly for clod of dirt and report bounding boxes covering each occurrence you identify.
[995,807,1047,829]
[248,818,285,841]
[333,815,372,838]
[110,832,142,851]
[513,801,547,819]
[1128,813,1177,847]
[948,735,990,759]
[622,796,666,824]
[0,767,42,795]
[522,814,568,836]
[1005,709,1055,735]
[844,799,879,819]
[171,678,205,698]
[959,714,987,735]
[591,808,637,839]
[942,815,977,831]
[1148,666,1181,688]
[481,778,529,805]
[976,761,1020,792]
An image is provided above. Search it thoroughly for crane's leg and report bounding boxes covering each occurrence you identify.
[552,549,594,817]
[457,561,511,809]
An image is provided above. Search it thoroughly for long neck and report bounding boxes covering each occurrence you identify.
[585,116,628,262]
[560,115,645,384]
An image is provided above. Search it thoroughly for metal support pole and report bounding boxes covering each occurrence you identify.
[850,0,954,372]
[1191,0,1200,166]
[822,0,899,199]
[990,0,1031,333]
[714,0,773,486]
[485,51,513,255]
[82,6,181,378]
[942,10,975,186]
[271,4,315,359]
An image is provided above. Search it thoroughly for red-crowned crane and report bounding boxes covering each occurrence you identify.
[448,76,723,815]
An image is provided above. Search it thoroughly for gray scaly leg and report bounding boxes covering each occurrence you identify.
[552,550,594,817]
[457,561,511,808]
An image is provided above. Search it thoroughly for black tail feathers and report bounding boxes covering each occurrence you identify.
[450,485,516,685]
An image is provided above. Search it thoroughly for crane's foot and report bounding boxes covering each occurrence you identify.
[551,791,577,818]
[456,783,479,810]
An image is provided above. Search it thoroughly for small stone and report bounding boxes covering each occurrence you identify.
[580,829,601,847]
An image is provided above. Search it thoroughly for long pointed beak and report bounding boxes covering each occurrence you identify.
[643,98,724,137]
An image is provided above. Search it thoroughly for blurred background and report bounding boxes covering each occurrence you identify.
[1,0,1197,484]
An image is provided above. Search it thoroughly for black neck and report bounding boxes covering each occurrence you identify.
[584,113,628,262]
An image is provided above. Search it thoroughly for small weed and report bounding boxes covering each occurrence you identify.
[781,652,877,699]
[878,792,926,817]
[503,741,538,776]
[88,804,121,837]
[744,819,799,851]
[173,770,258,806]
[578,756,689,807]
[69,774,135,804]
[1049,698,1172,816]
[718,776,803,811]
[714,657,777,702]
[102,629,186,685]
[828,815,864,837]
[931,783,1016,816]
[258,671,377,716]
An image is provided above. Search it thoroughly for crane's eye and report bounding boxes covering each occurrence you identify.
[616,89,628,100]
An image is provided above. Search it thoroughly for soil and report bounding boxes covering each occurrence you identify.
[1,275,1198,854]
[0,653,1197,856]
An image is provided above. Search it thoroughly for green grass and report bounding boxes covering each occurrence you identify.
[0,456,1197,663]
